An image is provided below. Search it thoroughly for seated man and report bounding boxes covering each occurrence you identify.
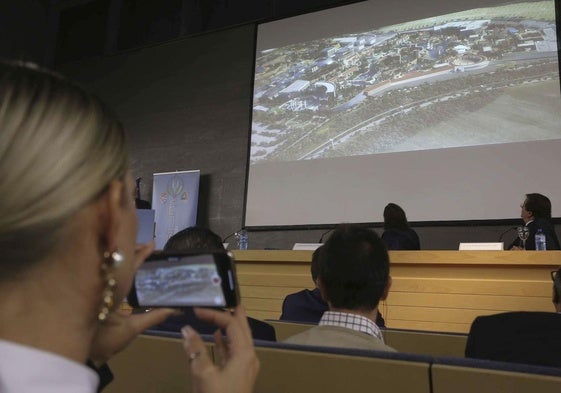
[509,193,560,250]
[464,266,561,367]
[280,245,328,323]
[150,226,276,341]
[280,245,386,327]
[162,225,223,252]
[283,224,395,352]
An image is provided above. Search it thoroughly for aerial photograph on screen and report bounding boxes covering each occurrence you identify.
[251,1,560,163]
[136,260,225,307]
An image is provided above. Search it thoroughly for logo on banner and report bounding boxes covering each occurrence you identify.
[158,176,190,206]
[158,175,192,241]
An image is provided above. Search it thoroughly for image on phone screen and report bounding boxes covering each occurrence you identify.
[135,254,227,307]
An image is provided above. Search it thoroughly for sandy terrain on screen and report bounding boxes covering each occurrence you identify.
[393,81,561,152]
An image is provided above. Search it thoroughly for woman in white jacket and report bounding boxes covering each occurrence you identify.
[0,61,258,393]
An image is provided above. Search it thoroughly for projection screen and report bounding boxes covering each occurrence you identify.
[245,0,561,227]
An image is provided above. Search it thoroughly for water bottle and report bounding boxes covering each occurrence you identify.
[535,229,546,251]
[237,229,248,250]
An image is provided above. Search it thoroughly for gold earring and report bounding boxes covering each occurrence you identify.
[98,250,124,321]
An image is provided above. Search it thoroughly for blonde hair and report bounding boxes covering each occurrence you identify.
[0,61,129,278]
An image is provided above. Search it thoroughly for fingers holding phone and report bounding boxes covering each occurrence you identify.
[182,306,260,393]
[90,307,174,365]
[127,251,259,392]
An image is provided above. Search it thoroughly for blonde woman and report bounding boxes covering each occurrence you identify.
[0,61,259,393]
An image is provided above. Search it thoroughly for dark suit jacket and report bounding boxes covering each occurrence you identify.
[509,218,560,250]
[280,288,386,327]
[152,307,276,341]
[381,228,420,250]
[280,288,327,323]
[465,311,561,367]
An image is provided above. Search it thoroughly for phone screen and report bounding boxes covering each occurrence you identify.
[131,252,238,308]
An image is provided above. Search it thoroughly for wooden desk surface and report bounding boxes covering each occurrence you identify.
[231,250,561,333]
[232,249,561,265]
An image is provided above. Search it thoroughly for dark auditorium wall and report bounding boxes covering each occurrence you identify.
[59,25,255,241]
[0,0,52,65]
[57,24,561,250]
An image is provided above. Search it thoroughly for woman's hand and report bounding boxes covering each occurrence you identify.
[89,307,174,366]
[182,305,260,393]
[90,241,173,366]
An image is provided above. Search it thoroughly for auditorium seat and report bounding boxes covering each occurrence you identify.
[252,339,432,393]
[267,319,467,357]
[104,330,213,393]
[103,328,561,393]
[431,356,561,393]
[265,319,316,341]
[383,328,467,357]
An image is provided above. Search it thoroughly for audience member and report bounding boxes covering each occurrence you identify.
[510,193,560,250]
[153,226,277,341]
[280,245,386,327]
[464,267,561,367]
[381,203,420,250]
[283,225,395,351]
[0,61,258,393]
[163,226,223,252]
[280,246,327,323]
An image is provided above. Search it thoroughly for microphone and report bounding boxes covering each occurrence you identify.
[498,226,518,242]
[319,228,334,243]
[223,230,240,243]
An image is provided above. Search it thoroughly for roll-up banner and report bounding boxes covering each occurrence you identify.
[152,170,200,249]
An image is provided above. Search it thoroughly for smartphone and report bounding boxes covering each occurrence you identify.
[127,251,239,308]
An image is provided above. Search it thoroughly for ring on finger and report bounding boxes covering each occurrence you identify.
[189,351,202,362]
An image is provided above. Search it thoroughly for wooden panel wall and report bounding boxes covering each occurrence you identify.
[232,250,561,333]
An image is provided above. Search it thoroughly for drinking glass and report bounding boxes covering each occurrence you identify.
[517,226,530,249]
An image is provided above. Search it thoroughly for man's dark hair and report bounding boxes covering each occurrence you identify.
[383,203,410,230]
[553,266,561,305]
[320,224,389,311]
[524,193,552,219]
[311,245,324,283]
[164,226,224,251]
